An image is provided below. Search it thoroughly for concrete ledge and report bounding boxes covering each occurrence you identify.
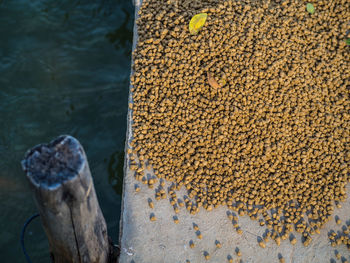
[119,1,350,262]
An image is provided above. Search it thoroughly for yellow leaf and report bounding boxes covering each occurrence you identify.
[189,13,208,35]
[207,72,221,89]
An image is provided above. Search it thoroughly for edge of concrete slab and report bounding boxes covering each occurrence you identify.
[119,0,141,252]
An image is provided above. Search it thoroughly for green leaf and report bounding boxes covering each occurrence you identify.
[306,3,315,14]
[346,38,350,46]
[189,13,208,35]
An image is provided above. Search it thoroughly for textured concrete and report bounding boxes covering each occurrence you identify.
[119,1,350,262]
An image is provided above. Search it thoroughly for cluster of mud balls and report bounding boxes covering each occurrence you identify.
[129,0,350,247]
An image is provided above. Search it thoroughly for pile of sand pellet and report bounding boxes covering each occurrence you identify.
[129,0,350,247]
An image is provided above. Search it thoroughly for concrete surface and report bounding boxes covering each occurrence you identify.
[119,1,350,262]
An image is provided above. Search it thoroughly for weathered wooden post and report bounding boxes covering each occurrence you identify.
[22,135,115,263]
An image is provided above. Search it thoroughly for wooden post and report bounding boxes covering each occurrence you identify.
[22,135,114,263]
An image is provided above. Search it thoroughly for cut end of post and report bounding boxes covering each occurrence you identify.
[22,135,85,189]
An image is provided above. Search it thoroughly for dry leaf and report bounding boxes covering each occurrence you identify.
[207,72,221,88]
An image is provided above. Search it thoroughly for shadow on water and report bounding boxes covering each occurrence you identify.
[107,150,124,196]
[105,7,133,56]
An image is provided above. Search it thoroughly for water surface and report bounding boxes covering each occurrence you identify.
[0,0,133,261]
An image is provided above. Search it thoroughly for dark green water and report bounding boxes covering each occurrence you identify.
[0,0,133,261]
